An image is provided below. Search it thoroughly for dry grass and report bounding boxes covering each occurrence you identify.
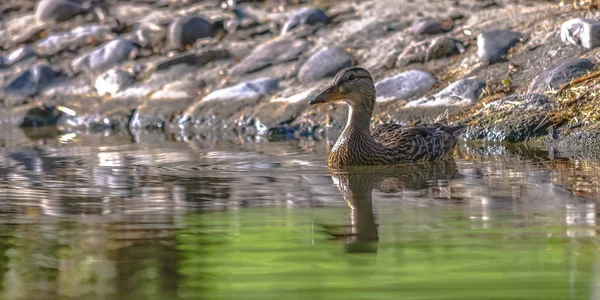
[550,69,600,130]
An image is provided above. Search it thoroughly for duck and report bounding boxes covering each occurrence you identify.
[309,67,465,169]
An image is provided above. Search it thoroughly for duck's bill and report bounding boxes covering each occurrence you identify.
[309,84,344,105]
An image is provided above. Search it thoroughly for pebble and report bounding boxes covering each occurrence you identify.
[561,18,600,49]
[5,45,37,65]
[167,16,214,49]
[477,30,522,64]
[95,69,136,97]
[410,18,444,35]
[397,37,464,66]
[35,24,114,56]
[406,78,485,107]
[230,38,309,76]
[528,58,594,93]
[281,7,328,34]
[4,65,58,97]
[203,78,279,103]
[72,38,136,73]
[298,47,352,84]
[375,70,437,102]
[35,0,84,23]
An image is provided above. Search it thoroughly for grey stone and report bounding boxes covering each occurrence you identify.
[477,30,522,64]
[298,47,352,84]
[203,78,279,103]
[4,65,58,97]
[410,18,444,35]
[528,58,594,93]
[281,7,328,34]
[375,70,437,102]
[153,49,230,72]
[230,38,309,76]
[35,0,84,23]
[6,45,37,65]
[167,16,214,49]
[35,24,114,56]
[397,37,464,66]
[181,78,279,123]
[406,78,486,107]
[72,38,136,73]
[561,18,600,49]
[95,69,136,97]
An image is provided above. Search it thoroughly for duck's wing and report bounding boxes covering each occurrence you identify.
[372,123,465,161]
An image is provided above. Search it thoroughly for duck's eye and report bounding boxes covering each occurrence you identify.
[348,74,356,81]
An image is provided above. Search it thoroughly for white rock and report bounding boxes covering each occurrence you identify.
[561,18,600,49]
[95,69,135,97]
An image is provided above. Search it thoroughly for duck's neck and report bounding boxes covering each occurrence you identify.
[335,104,377,149]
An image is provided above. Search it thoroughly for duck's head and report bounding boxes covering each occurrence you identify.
[309,67,376,110]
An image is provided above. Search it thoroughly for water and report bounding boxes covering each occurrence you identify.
[0,128,599,300]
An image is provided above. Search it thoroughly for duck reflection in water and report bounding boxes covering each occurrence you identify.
[325,160,460,253]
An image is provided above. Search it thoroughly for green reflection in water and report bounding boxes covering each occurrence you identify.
[177,207,598,300]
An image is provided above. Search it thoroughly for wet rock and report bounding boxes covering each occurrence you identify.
[281,7,328,34]
[397,37,464,66]
[4,65,58,98]
[35,24,114,56]
[230,38,309,76]
[375,70,437,102]
[20,105,62,127]
[40,76,95,98]
[35,0,84,23]
[464,94,552,142]
[410,18,444,35]
[477,30,522,64]
[95,69,136,97]
[6,45,37,65]
[298,47,352,84]
[561,18,600,49]
[528,58,594,93]
[406,78,485,107]
[72,38,136,73]
[167,16,214,50]
[181,78,279,124]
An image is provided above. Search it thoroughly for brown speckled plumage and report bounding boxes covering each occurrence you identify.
[309,67,465,169]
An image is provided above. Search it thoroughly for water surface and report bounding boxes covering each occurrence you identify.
[0,127,599,300]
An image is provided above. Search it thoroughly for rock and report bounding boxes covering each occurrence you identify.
[4,65,58,97]
[528,58,594,93]
[6,45,37,65]
[374,70,437,102]
[406,78,485,107]
[230,38,309,76]
[152,49,229,73]
[464,94,552,142]
[410,18,444,35]
[298,47,352,84]
[95,69,136,97]
[35,24,114,56]
[20,105,62,127]
[477,30,522,64]
[72,38,136,73]
[167,16,214,50]
[181,78,279,124]
[560,18,600,49]
[397,37,464,66]
[281,7,328,34]
[35,0,84,23]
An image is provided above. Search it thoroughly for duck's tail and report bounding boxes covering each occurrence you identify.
[450,124,467,138]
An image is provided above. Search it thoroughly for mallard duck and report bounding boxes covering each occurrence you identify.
[309,67,465,169]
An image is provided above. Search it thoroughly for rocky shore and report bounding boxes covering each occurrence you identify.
[2,0,600,148]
